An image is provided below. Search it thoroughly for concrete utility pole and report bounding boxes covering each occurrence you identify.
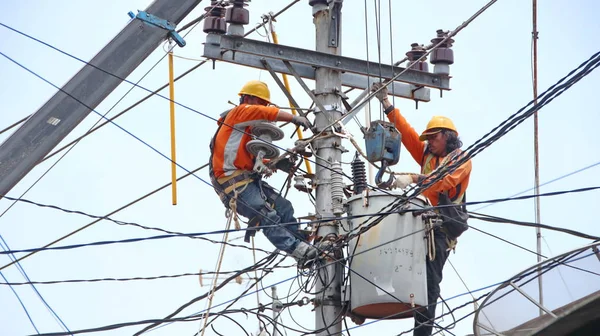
[0,0,202,198]
[310,1,344,335]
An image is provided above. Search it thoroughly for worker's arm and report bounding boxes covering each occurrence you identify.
[381,98,425,165]
[420,158,472,199]
[238,105,281,121]
[236,105,310,130]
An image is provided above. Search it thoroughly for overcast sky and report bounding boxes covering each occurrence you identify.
[1,0,599,335]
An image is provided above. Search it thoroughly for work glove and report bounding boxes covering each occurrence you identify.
[391,175,414,190]
[291,115,312,131]
[274,157,297,174]
[371,82,389,102]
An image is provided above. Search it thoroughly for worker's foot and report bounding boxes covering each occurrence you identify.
[291,241,319,268]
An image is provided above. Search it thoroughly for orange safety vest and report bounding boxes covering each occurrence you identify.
[211,104,280,178]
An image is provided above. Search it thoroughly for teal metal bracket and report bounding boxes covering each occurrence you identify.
[128,10,186,47]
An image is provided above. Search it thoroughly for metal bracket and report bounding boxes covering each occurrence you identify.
[328,0,343,47]
[283,61,329,116]
[260,59,307,118]
[203,34,447,88]
[509,281,558,318]
[203,34,433,101]
[128,10,186,47]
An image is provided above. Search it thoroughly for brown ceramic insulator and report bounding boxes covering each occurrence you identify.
[225,6,249,25]
[203,16,227,34]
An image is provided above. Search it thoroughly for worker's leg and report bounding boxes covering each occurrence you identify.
[258,181,306,240]
[233,181,299,254]
[414,232,450,336]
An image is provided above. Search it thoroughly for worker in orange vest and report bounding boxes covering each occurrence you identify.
[209,80,318,264]
[372,82,472,336]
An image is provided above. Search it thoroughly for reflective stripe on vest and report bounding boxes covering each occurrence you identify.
[421,146,465,204]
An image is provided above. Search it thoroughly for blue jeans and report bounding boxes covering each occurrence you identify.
[227,179,305,254]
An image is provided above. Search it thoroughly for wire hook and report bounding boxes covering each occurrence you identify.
[375,160,394,189]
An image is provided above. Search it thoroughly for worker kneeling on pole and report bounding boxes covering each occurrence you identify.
[372,82,472,336]
[209,80,318,264]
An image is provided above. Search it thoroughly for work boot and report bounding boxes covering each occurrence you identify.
[291,241,319,268]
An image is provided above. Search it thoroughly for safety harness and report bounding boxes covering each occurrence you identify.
[421,146,469,251]
[208,109,278,243]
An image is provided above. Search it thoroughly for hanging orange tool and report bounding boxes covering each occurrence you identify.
[268,18,313,175]
[168,48,177,205]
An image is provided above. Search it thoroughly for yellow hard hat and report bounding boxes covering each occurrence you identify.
[419,116,458,141]
[238,80,271,104]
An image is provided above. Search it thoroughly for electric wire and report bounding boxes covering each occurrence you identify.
[473,158,600,212]
[0,23,365,258]
[0,8,212,332]
[35,230,592,336]
[0,115,29,136]
[0,0,303,264]
[342,50,600,243]
[0,237,71,333]
[135,251,281,335]
[3,1,596,334]
[0,12,209,325]
[1,14,452,281]
[2,184,599,256]
[0,164,206,272]
[0,265,295,286]
[0,269,40,334]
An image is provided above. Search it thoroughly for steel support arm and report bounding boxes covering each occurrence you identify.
[203,34,448,91]
[0,0,202,198]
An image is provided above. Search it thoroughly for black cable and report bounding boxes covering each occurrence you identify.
[0,264,296,286]
[3,183,599,257]
[343,50,600,243]
[0,115,29,135]
[28,307,266,336]
[133,251,279,335]
[469,211,600,241]
[201,255,288,334]
[470,225,545,257]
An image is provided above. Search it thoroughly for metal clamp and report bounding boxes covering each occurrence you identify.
[128,10,186,47]
[328,0,343,47]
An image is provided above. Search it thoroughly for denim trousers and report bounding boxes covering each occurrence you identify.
[413,231,451,336]
[227,179,305,254]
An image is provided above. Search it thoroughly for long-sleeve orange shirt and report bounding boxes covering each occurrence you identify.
[386,108,472,206]
[211,104,280,178]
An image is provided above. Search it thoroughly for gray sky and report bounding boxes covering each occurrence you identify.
[1,0,599,335]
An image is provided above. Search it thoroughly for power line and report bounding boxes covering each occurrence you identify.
[2,184,599,257]
[0,237,71,333]
[0,265,298,286]
[0,14,208,328]
[0,0,307,261]
[343,49,600,243]
[0,164,206,272]
[473,158,600,211]
[0,115,29,136]
[469,211,600,241]
[0,270,40,334]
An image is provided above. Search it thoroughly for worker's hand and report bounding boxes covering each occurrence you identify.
[391,175,414,190]
[274,158,296,174]
[291,115,312,131]
[371,82,389,102]
[412,174,427,184]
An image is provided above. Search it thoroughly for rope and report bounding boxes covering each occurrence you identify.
[199,208,234,336]
[251,237,260,308]
[226,184,249,231]
[427,220,436,262]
